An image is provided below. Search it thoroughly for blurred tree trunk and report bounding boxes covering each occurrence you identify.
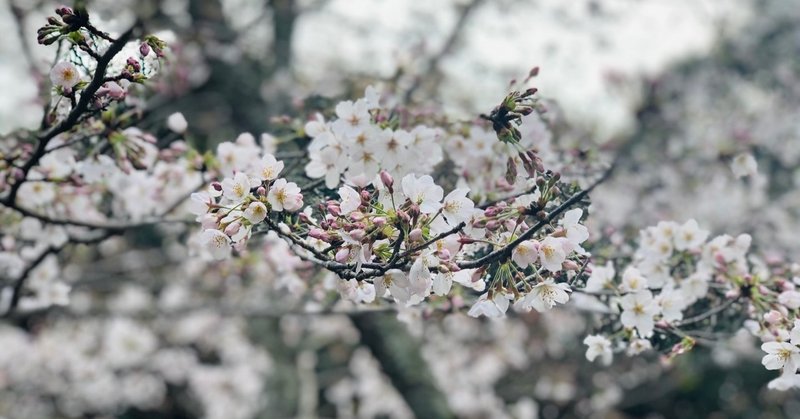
[351,312,455,419]
[270,0,296,72]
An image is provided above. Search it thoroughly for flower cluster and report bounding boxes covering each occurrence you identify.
[189,81,597,319]
[466,205,589,318]
[191,136,302,259]
[581,219,756,365]
[303,88,443,188]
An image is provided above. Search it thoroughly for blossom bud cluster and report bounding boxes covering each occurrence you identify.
[191,139,300,259]
[193,87,597,316]
[581,219,760,367]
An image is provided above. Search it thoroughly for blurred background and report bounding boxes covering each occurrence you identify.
[2,0,800,418]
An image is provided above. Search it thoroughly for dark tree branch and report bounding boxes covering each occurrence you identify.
[2,24,138,206]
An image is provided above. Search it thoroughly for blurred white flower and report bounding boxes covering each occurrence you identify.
[731,152,758,178]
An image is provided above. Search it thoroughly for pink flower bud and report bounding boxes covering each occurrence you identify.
[335,247,350,263]
[224,222,241,237]
[764,309,783,324]
[780,279,795,292]
[373,217,386,227]
[458,236,476,245]
[126,57,141,72]
[485,221,499,231]
[437,249,451,261]
[724,288,740,299]
[327,203,341,217]
[409,228,423,242]
[380,170,394,192]
[408,203,420,218]
[349,212,364,221]
[309,228,330,242]
[562,260,580,271]
[55,6,73,17]
[397,210,411,224]
[484,206,502,217]
[256,186,267,196]
[360,190,371,201]
[349,229,366,241]
[139,42,151,57]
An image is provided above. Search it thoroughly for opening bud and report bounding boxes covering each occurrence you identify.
[380,170,394,192]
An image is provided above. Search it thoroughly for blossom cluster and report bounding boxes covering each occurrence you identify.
[579,219,755,363]
[190,135,301,259]
[189,82,599,324]
[303,88,443,188]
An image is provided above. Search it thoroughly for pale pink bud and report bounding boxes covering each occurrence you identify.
[349,229,366,241]
[256,186,267,196]
[724,288,740,299]
[780,279,795,292]
[327,203,341,217]
[409,228,423,242]
[408,203,420,218]
[380,170,394,191]
[484,206,502,217]
[764,309,783,324]
[139,42,151,57]
[437,249,451,261]
[373,217,386,227]
[335,247,350,263]
[224,222,241,237]
[397,210,411,223]
[458,236,476,245]
[562,260,580,271]
[309,228,330,242]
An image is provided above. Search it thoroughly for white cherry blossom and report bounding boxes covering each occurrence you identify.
[521,280,571,312]
[620,291,660,337]
[583,335,613,365]
[401,174,443,214]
